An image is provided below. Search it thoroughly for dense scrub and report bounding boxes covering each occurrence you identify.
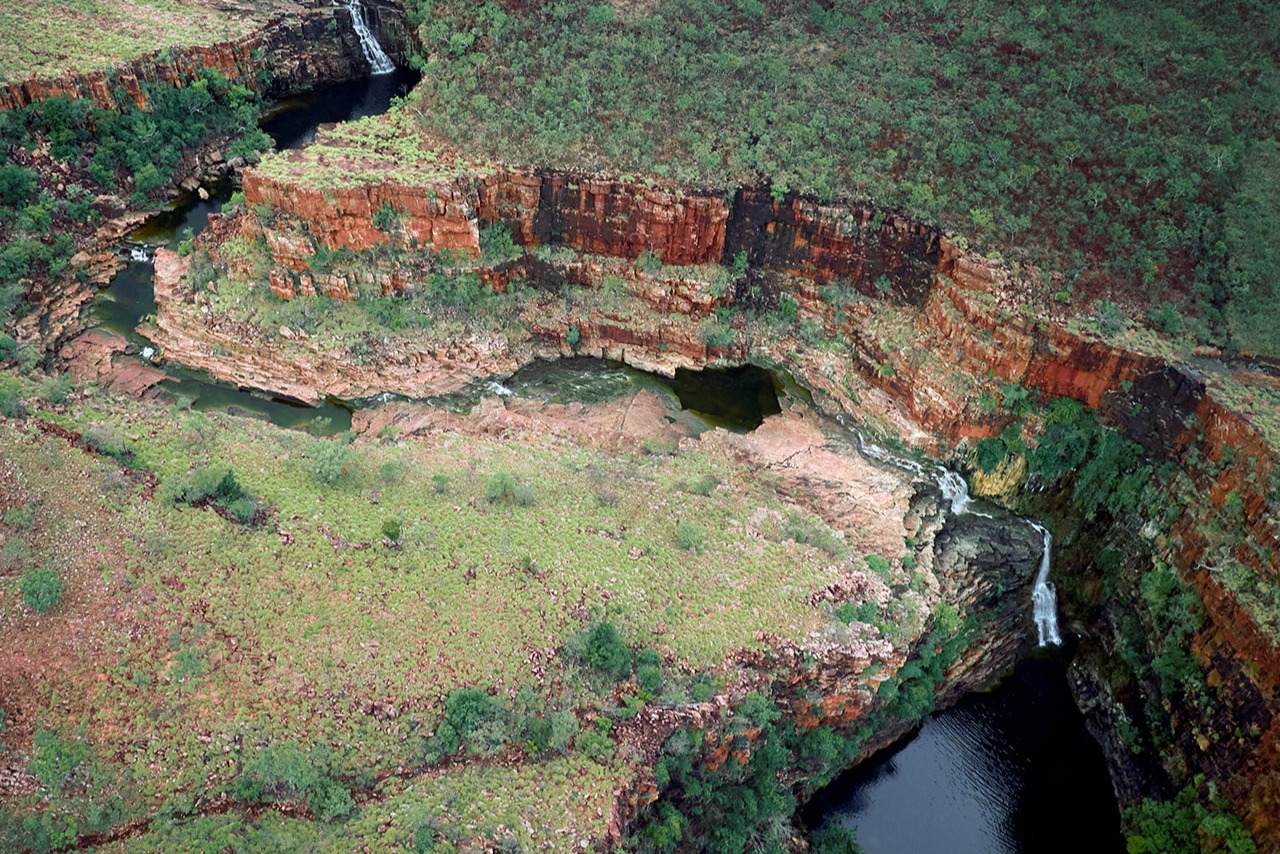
[405,0,1280,356]
[0,68,270,328]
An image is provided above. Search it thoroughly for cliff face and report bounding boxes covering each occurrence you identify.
[0,2,407,112]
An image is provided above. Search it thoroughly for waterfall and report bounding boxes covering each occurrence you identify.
[837,414,1062,646]
[1029,523,1063,646]
[129,245,152,263]
[342,0,395,75]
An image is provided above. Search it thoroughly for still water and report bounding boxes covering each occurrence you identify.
[805,655,1124,854]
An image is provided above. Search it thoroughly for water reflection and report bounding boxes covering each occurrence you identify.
[805,656,1123,854]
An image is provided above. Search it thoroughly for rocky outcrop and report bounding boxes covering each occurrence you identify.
[0,1,410,112]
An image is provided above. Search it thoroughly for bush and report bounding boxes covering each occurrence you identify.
[635,648,663,698]
[29,730,86,791]
[0,377,25,418]
[576,716,614,760]
[4,505,35,530]
[39,374,72,404]
[0,334,16,361]
[20,568,64,613]
[83,421,127,457]
[306,438,354,486]
[431,472,451,493]
[162,465,264,525]
[571,621,632,678]
[382,517,402,543]
[675,521,705,553]
[522,709,578,757]
[371,202,402,233]
[444,688,507,754]
[1148,302,1182,335]
[0,164,36,205]
[486,471,535,505]
[1096,300,1126,337]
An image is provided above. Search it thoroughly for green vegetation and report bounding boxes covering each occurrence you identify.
[19,567,63,613]
[405,0,1280,355]
[160,464,265,525]
[1126,777,1255,854]
[633,603,967,850]
[0,0,262,81]
[1026,398,1153,522]
[0,69,270,300]
[0,375,870,849]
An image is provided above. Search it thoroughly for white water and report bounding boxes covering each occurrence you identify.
[342,0,395,75]
[1029,523,1063,646]
[129,246,152,263]
[837,414,1062,646]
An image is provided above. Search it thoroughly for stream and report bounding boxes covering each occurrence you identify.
[90,70,418,434]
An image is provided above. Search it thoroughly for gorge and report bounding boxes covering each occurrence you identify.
[0,1,1277,853]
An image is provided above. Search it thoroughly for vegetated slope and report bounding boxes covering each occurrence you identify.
[0,370,1021,850]
[405,0,1280,356]
[0,0,283,82]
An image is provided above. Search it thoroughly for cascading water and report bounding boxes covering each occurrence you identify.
[1028,523,1063,646]
[342,0,395,75]
[837,414,1062,646]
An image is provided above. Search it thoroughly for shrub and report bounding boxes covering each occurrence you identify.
[571,621,632,678]
[83,421,127,457]
[1148,302,1182,335]
[522,710,578,757]
[479,222,521,263]
[864,554,891,578]
[161,465,264,525]
[4,505,35,530]
[431,473,451,493]
[382,517,402,543]
[39,374,72,404]
[0,164,36,205]
[635,649,663,699]
[675,521,705,553]
[0,334,16,361]
[29,730,86,791]
[486,470,517,502]
[20,568,64,613]
[1096,300,1126,337]
[486,471,535,505]
[371,202,402,233]
[783,512,847,558]
[444,688,506,750]
[0,377,25,418]
[687,474,719,496]
[306,438,354,486]
[576,716,614,760]
[566,324,581,349]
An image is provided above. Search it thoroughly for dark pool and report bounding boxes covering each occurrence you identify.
[803,655,1124,854]
[505,358,782,432]
[260,69,420,150]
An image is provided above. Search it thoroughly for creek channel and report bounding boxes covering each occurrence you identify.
[88,69,1122,853]
[90,69,419,433]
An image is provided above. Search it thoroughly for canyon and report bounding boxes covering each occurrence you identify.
[1,0,1277,850]
[149,99,1280,847]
